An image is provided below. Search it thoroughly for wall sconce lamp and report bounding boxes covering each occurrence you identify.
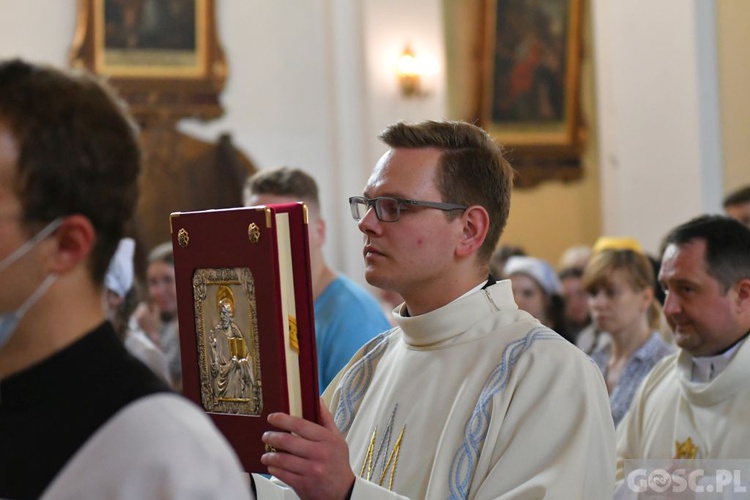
[396,44,436,98]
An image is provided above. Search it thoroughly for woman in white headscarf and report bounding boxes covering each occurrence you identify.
[504,255,571,341]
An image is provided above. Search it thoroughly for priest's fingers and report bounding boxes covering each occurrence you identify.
[317,398,341,435]
[266,412,328,442]
[262,422,346,466]
[262,409,355,499]
[261,446,312,476]
[262,428,317,459]
[262,442,355,500]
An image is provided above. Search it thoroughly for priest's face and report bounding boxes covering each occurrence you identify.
[356,147,465,312]
[659,240,743,356]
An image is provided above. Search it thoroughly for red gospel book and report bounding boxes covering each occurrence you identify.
[170,203,320,472]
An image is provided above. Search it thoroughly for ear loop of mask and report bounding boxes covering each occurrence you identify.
[0,273,58,351]
[0,218,63,273]
[14,273,58,319]
[0,218,63,350]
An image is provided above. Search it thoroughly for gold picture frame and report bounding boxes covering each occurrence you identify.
[69,0,227,121]
[477,0,585,186]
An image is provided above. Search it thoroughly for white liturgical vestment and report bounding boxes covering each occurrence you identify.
[254,280,615,499]
[616,337,750,481]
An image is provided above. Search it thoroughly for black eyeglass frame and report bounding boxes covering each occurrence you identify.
[348,195,468,223]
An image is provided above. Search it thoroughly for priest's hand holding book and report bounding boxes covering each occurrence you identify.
[261,399,356,500]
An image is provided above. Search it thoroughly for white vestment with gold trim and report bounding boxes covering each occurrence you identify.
[615,337,750,483]
[255,280,615,499]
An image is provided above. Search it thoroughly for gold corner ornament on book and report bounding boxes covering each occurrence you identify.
[248,222,261,243]
[177,227,189,248]
[674,437,699,459]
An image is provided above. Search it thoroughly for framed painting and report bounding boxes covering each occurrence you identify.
[96,0,205,78]
[69,0,227,121]
[477,0,585,186]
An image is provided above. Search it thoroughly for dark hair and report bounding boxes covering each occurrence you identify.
[723,185,750,208]
[378,120,515,264]
[548,294,570,341]
[661,215,750,292]
[0,59,141,284]
[243,166,320,213]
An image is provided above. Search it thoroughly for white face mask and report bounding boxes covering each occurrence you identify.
[0,218,62,350]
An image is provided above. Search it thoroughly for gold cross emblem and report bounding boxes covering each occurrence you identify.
[674,437,699,459]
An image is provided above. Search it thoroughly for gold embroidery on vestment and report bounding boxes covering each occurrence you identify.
[359,424,405,489]
[674,437,699,459]
[361,427,376,479]
[380,426,405,489]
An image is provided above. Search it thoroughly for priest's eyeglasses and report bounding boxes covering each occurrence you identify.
[348,196,467,223]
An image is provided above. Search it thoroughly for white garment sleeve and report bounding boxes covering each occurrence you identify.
[251,474,409,500]
[251,475,299,499]
[41,394,251,500]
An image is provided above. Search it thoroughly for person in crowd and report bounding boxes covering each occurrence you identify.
[723,184,750,229]
[615,215,750,485]
[105,237,172,385]
[133,241,182,390]
[558,244,592,272]
[556,244,592,341]
[577,237,674,355]
[253,120,615,498]
[577,237,645,354]
[0,59,248,498]
[559,266,591,341]
[583,247,674,426]
[503,255,571,341]
[488,243,525,279]
[243,166,391,391]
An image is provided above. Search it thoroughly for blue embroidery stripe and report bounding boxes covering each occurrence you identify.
[334,331,392,434]
[448,327,560,499]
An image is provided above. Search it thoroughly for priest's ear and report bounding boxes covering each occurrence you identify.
[456,205,489,258]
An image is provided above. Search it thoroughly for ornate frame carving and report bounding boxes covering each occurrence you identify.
[476,0,585,187]
[69,0,227,122]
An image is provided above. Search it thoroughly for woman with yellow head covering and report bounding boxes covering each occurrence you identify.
[582,241,674,426]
